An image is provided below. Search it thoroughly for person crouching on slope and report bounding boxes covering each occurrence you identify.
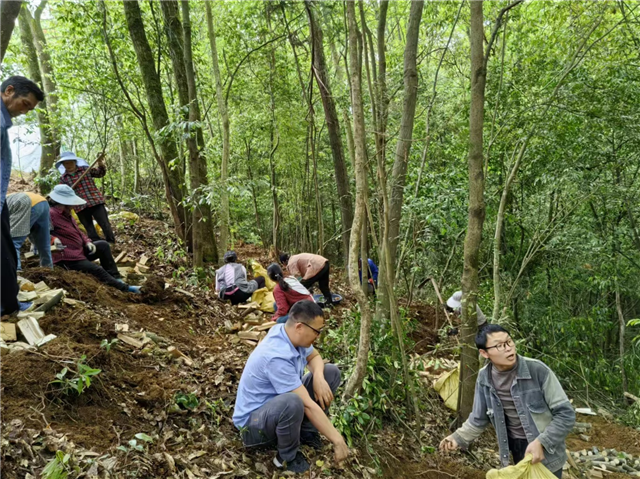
[267,263,313,323]
[215,251,265,305]
[48,185,141,294]
[233,300,349,473]
[439,324,575,478]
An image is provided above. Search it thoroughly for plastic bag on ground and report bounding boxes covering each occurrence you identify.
[433,365,460,411]
[251,287,275,313]
[248,260,275,291]
[486,454,558,479]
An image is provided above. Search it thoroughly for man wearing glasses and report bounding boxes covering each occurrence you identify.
[439,324,575,478]
[233,300,349,473]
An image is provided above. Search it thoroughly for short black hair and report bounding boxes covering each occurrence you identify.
[1,76,44,102]
[475,323,510,350]
[287,300,323,325]
[279,252,290,264]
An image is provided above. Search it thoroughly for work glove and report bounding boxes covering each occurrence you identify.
[86,242,97,255]
[52,237,66,250]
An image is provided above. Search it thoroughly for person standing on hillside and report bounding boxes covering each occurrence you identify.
[1,76,44,315]
[6,192,52,270]
[280,252,333,308]
[439,324,575,478]
[58,151,115,244]
[233,300,349,473]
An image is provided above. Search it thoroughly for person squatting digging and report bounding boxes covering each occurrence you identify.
[446,290,487,327]
[6,192,53,270]
[48,185,141,294]
[233,300,350,473]
[58,151,116,244]
[215,251,265,305]
[279,252,333,308]
[0,75,44,315]
[267,263,314,324]
[439,324,575,478]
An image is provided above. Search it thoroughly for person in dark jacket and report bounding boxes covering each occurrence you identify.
[267,263,314,323]
[48,185,140,294]
[215,251,265,305]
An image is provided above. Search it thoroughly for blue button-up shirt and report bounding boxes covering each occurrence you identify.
[0,98,13,212]
[233,324,314,428]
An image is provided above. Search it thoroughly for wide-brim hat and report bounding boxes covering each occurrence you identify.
[446,291,463,310]
[49,184,86,206]
[56,152,89,173]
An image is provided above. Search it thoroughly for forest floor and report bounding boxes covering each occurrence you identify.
[2,200,640,478]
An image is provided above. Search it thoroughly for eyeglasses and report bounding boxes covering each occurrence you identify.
[299,322,324,336]
[485,338,514,352]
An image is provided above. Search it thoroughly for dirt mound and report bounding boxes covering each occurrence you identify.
[566,416,640,454]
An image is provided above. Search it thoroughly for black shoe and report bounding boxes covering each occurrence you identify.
[301,431,323,450]
[273,451,310,473]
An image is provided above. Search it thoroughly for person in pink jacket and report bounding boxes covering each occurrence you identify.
[280,252,333,308]
[268,263,314,323]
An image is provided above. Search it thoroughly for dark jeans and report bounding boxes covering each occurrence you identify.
[1,206,19,315]
[241,364,341,462]
[509,437,562,478]
[300,261,332,306]
[77,203,115,243]
[58,240,127,291]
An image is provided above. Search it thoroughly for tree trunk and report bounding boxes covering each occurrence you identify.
[133,138,141,194]
[0,0,23,62]
[180,0,217,266]
[457,0,487,425]
[615,287,628,394]
[17,5,56,181]
[205,2,230,261]
[342,0,373,400]
[305,0,353,265]
[159,1,190,112]
[122,0,187,242]
[387,0,423,275]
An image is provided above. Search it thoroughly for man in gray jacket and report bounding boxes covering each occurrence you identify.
[439,324,575,478]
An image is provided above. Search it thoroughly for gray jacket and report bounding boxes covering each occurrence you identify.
[216,263,259,296]
[452,355,575,473]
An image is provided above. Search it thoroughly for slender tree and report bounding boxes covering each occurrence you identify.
[205,2,230,260]
[305,0,353,265]
[180,0,217,265]
[0,0,23,61]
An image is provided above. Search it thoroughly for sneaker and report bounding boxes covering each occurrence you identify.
[300,431,323,450]
[273,451,310,473]
[18,301,33,312]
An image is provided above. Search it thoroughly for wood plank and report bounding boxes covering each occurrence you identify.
[238,331,261,341]
[167,346,194,366]
[114,251,127,263]
[174,288,195,298]
[117,333,145,349]
[242,340,258,347]
[139,254,149,266]
[17,317,46,346]
[0,323,17,341]
[255,322,276,331]
[34,281,50,293]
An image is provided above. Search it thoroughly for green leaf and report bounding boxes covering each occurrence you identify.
[134,433,154,443]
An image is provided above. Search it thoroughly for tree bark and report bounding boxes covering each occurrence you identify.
[457,0,487,425]
[0,0,23,62]
[387,0,424,273]
[305,0,353,265]
[17,5,56,180]
[205,2,230,261]
[342,0,373,400]
[180,0,217,266]
[122,0,187,242]
[159,1,190,112]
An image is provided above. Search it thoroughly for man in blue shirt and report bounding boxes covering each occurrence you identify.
[1,76,44,315]
[234,300,349,473]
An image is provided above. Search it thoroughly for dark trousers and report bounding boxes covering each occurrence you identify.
[58,240,126,291]
[508,437,562,478]
[300,261,332,306]
[1,206,19,315]
[77,203,115,243]
[241,364,341,461]
[222,277,266,305]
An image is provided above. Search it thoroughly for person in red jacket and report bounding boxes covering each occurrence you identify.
[48,185,141,294]
[268,263,314,323]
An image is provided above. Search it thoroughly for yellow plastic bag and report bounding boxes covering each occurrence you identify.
[248,260,276,291]
[71,210,103,237]
[433,366,460,411]
[251,287,275,313]
[486,454,558,479]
